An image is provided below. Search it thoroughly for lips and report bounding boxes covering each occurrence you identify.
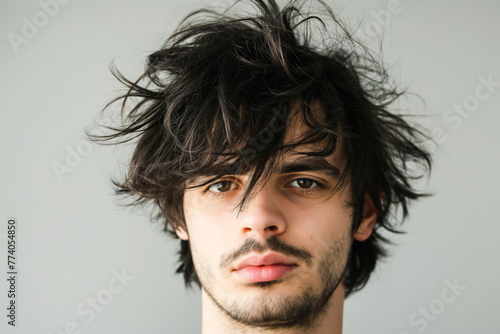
[232,252,297,282]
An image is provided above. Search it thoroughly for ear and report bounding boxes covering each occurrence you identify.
[174,224,189,241]
[353,192,378,242]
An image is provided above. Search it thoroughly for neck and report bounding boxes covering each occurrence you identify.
[200,285,345,334]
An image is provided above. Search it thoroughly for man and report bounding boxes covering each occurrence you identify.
[89,0,432,332]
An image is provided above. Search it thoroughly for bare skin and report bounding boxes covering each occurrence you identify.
[176,103,377,334]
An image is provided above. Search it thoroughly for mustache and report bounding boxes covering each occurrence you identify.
[220,236,313,270]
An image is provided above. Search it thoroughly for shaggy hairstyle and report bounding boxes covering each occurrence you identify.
[88,0,431,297]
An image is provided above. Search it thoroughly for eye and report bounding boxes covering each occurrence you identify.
[286,178,324,196]
[289,178,318,189]
[207,180,236,193]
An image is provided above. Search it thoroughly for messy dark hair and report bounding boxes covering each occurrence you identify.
[88,0,431,297]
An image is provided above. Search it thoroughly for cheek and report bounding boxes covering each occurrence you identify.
[189,241,220,289]
[187,208,233,246]
[183,190,214,224]
[183,206,236,274]
[287,201,352,255]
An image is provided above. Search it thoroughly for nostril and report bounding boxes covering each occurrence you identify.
[241,223,284,235]
[266,225,278,232]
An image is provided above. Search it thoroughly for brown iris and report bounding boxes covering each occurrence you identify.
[213,181,233,192]
[296,179,314,188]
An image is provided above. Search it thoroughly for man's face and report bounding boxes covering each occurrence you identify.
[177,111,364,330]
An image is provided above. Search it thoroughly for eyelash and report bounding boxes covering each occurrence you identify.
[287,179,322,195]
[201,178,239,199]
[203,177,323,198]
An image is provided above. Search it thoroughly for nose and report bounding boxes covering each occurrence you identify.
[238,182,287,239]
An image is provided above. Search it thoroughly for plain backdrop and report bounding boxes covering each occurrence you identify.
[1,0,499,333]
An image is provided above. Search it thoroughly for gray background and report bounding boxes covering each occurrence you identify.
[1,0,499,333]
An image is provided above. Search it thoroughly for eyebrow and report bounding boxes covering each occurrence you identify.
[279,156,341,178]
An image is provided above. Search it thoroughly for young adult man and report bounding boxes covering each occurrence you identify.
[89,0,431,332]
